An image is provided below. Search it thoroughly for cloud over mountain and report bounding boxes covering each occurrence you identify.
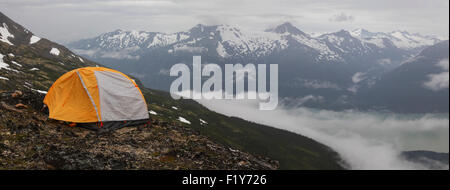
[329,13,355,22]
[424,59,449,91]
[0,0,448,43]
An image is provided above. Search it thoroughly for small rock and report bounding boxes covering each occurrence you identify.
[63,130,78,137]
[238,161,248,166]
[15,103,28,109]
[1,101,23,113]
[11,90,23,98]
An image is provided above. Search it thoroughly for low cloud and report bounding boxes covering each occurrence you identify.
[195,95,449,169]
[72,48,99,57]
[329,12,355,22]
[282,95,324,107]
[158,68,170,76]
[377,58,392,66]
[76,46,141,60]
[173,45,207,53]
[295,78,341,90]
[347,85,359,93]
[99,51,140,60]
[352,72,366,83]
[424,59,449,91]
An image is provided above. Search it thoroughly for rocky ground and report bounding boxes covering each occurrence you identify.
[0,90,278,170]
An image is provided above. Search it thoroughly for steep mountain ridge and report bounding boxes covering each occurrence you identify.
[0,12,95,92]
[358,40,449,113]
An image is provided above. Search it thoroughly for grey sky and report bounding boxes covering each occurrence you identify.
[1,0,449,43]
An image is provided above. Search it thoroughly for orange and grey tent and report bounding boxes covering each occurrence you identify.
[43,67,149,131]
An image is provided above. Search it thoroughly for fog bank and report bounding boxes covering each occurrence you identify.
[195,97,449,169]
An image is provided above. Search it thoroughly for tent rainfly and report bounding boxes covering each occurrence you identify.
[43,67,149,131]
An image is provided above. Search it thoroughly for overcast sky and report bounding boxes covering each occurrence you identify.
[1,0,449,43]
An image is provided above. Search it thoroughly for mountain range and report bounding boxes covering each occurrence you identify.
[67,22,449,113]
[68,22,443,60]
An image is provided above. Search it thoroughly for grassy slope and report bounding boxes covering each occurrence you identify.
[140,87,344,169]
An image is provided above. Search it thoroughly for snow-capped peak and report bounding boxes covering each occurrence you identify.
[266,22,307,36]
[333,30,355,37]
[349,28,381,39]
[189,24,208,33]
[387,30,442,49]
[349,28,442,50]
[103,29,150,48]
[350,28,364,37]
[217,24,288,57]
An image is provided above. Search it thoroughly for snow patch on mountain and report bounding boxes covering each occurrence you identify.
[50,48,60,56]
[0,53,10,70]
[178,116,191,124]
[199,119,208,125]
[292,34,341,61]
[148,33,188,48]
[31,88,47,94]
[11,61,21,67]
[0,53,19,73]
[0,23,14,45]
[216,41,229,57]
[29,35,41,44]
